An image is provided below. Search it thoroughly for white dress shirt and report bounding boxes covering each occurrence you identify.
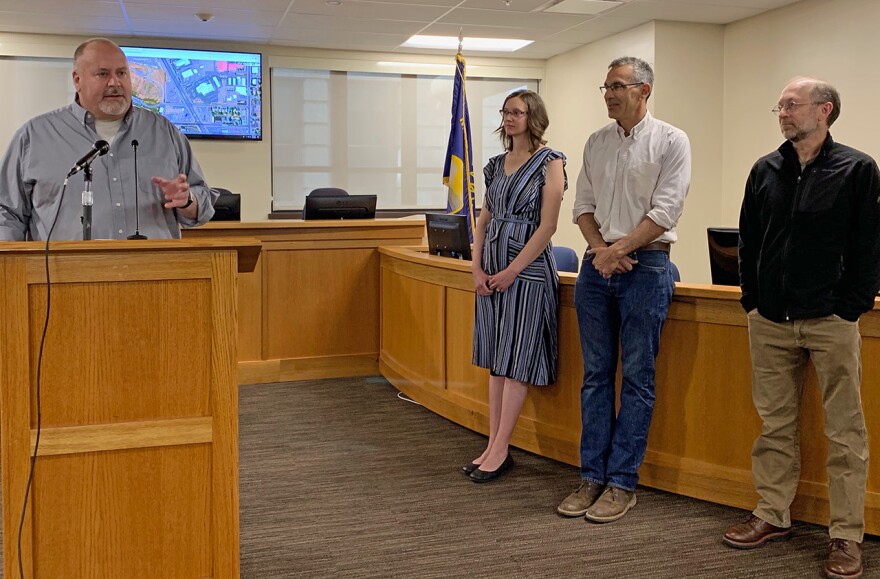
[572,111,691,244]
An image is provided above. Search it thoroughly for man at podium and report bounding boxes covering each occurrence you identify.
[0,37,216,241]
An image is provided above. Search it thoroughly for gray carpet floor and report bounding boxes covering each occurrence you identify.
[238,377,879,578]
[2,376,878,577]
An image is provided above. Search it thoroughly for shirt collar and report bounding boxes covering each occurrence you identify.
[777,131,835,162]
[616,110,652,140]
[70,97,134,126]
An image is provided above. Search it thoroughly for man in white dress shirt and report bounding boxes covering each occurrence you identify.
[557,56,691,523]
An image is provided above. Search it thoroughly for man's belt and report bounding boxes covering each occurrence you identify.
[639,241,670,252]
[606,240,671,253]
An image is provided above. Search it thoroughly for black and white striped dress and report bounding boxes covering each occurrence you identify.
[472,147,567,386]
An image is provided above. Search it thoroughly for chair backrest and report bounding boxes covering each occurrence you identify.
[552,245,579,273]
[669,260,681,282]
[210,188,241,221]
[308,187,349,197]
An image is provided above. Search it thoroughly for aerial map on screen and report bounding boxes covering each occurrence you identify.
[121,47,262,140]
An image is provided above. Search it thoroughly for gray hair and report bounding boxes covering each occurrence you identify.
[609,56,654,99]
[810,81,841,127]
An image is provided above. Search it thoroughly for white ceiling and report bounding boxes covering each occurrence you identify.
[0,0,802,59]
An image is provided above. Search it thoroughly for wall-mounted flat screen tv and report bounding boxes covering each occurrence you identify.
[121,46,262,140]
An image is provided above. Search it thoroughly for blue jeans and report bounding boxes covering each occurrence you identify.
[574,250,674,491]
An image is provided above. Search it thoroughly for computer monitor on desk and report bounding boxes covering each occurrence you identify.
[426,213,472,261]
[303,194,377,220]
[707,227,740,286]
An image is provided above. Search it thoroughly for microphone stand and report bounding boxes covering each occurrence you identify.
[81,164,93,240]
[127,139,147,240]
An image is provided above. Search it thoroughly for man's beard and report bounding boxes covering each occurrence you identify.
[783,122,817,143]
[98,95,130,117]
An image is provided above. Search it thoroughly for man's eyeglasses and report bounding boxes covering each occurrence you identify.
[599,82,644,95]
[771,101,825,115]
[500,109,528,119]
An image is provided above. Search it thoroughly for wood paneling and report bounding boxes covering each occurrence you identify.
[445,287,488,404]
[266,247,378,359]
[27,278,212,427]
[380,267,445,389]
[32,446,212,578]
[33,417,213,456]
[0,240,249,578]
[184,219,425,384]
[237,252,263,361]
[378,245,880,533]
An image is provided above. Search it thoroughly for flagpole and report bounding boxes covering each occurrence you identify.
[442,29,477,242]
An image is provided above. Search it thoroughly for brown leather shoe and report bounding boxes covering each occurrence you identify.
[723,514,791,549]
[825,538,863,579]
[557,481,604,517]
[584,487,636,523]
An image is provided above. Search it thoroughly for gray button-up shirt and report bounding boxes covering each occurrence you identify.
[0,101,217,241]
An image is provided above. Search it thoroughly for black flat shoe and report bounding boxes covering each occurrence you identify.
[462,462,480,475]
[469,454,514,483]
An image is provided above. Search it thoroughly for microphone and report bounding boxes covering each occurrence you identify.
[68,140,110,177]
[127,139,147,240]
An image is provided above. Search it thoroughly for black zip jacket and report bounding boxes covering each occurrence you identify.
[739,133,880,323]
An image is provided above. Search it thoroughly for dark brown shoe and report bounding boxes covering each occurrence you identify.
[723,514,791,549]
[825,538,862,579]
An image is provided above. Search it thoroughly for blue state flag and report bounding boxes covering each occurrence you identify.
[442,52,476,242]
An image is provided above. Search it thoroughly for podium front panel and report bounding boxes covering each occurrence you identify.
[1,243,242,579]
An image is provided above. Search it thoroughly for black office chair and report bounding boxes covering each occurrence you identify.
[210,187,241,221]
[308,187,349,197]
[552,245,579,273]
[670,260,681,282]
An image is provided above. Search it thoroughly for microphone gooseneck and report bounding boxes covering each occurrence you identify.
[127,139,147,240]
[67,140,110,178]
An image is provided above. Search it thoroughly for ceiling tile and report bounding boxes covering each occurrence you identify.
[608,0,760,24]
[270,28,410,51]
[120,0,294,9]
[546,14,647,42]
[0,12,130,34]
[278,14,431,35]
[459,0,562,12]
[128,19,275,42]
[0,0,815,60]
[123,5,285,26]
[283,0,450,21]
[1,1,120,16]
[438,7,596,29]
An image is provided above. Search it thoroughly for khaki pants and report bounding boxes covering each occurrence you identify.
[748,311,868,542]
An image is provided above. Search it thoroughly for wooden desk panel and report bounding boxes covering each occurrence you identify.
[266,246,378,359]
[378,245,880,534]
[380,268,446,389]
[184,219,425,384]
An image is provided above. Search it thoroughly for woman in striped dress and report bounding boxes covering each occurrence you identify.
[465,89,567,483]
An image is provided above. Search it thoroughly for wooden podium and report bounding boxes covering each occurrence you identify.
[0,239,260,578]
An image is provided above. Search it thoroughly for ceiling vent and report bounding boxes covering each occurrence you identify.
[535,0,623,15]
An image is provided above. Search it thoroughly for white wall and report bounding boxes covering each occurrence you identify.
[653,22,724,283]
[0,32,544,221]
[722,0,880,226]
[542,23,656,258]
[543,21,724,282]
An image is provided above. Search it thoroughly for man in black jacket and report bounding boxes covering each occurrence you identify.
[723,77,880,579]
